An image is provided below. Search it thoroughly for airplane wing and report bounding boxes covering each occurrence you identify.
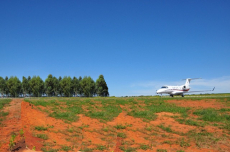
[184,87,215,94]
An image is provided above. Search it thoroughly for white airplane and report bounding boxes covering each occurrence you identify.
[156,78,215,97]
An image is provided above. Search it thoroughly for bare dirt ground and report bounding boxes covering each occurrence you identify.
[0,99,25,152]
[0,98,230,152]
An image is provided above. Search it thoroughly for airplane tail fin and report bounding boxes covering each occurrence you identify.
[183,78,201,88]
[185,79,191,88]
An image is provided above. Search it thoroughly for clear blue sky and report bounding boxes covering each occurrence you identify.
[0,0,229,96]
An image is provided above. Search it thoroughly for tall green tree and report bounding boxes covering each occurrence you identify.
[78,76,83,96]
[95,75,109,97]
[4,76,9,97]
[29,76,44,97]
[22,76,29,97]
[72,77,79,97]
[60,76,72,97]
[27,76,32,97]
[0,77,6,97]
[6,76,21,97]
[58,76,63,97]
[45,74,58,96]
[53,76,59,96]
[80,76,95,97]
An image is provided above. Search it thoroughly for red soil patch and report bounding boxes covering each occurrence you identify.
[150,112,196,133]
[166,99,228,109]
[21,101,80,151]
[72,114,117,151]
[108,111,148,129]
[0,99,24,152]
[114,137,122,152]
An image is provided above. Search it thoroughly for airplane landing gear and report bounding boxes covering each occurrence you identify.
[181,94,184,97]
[170,95,174,97]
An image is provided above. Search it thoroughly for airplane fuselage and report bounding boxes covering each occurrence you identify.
[156,85,190,95]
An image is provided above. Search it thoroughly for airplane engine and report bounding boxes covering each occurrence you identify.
[183,86,186,90]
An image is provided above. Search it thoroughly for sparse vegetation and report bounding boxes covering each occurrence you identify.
[114,124,127,129]
[32,146,36,150]
[0,99,11,110]
[140,144,150,150]
[19,129,24,136]
[35,134,48,140]
[158,124,173,133]
[178,138,190,148]
[193,108,230,122]
[117,132,127,138]
[0,99,11,124]
[186,129,219,148]
[9,134,16,150]
[1,96,227,151]
[176,118,205,127]
[85,105,122,121]
[119,146,137,152]
[96,144,107,151]
[61,145,72,151]
[41,147,59,152]
[128,110,157,121]
[157,149,167,152]
[35,126,48,131]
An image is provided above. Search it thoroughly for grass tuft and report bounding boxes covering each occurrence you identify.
[9,134,16,150]
[96,145,107,151]
[114,124,127,130]
[35,126,48,131]
[41,147,58,152]
[86,105,122,121]
[140,144,150,150]
[117,132,127,138]
[61,145,72,151]
[119,146,137,152]
[35,134,48,140]
[157,149,167,152]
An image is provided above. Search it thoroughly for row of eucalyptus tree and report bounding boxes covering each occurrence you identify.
[0,75,109,97]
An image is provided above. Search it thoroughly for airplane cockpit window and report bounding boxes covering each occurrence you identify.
[161,86,168,88]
